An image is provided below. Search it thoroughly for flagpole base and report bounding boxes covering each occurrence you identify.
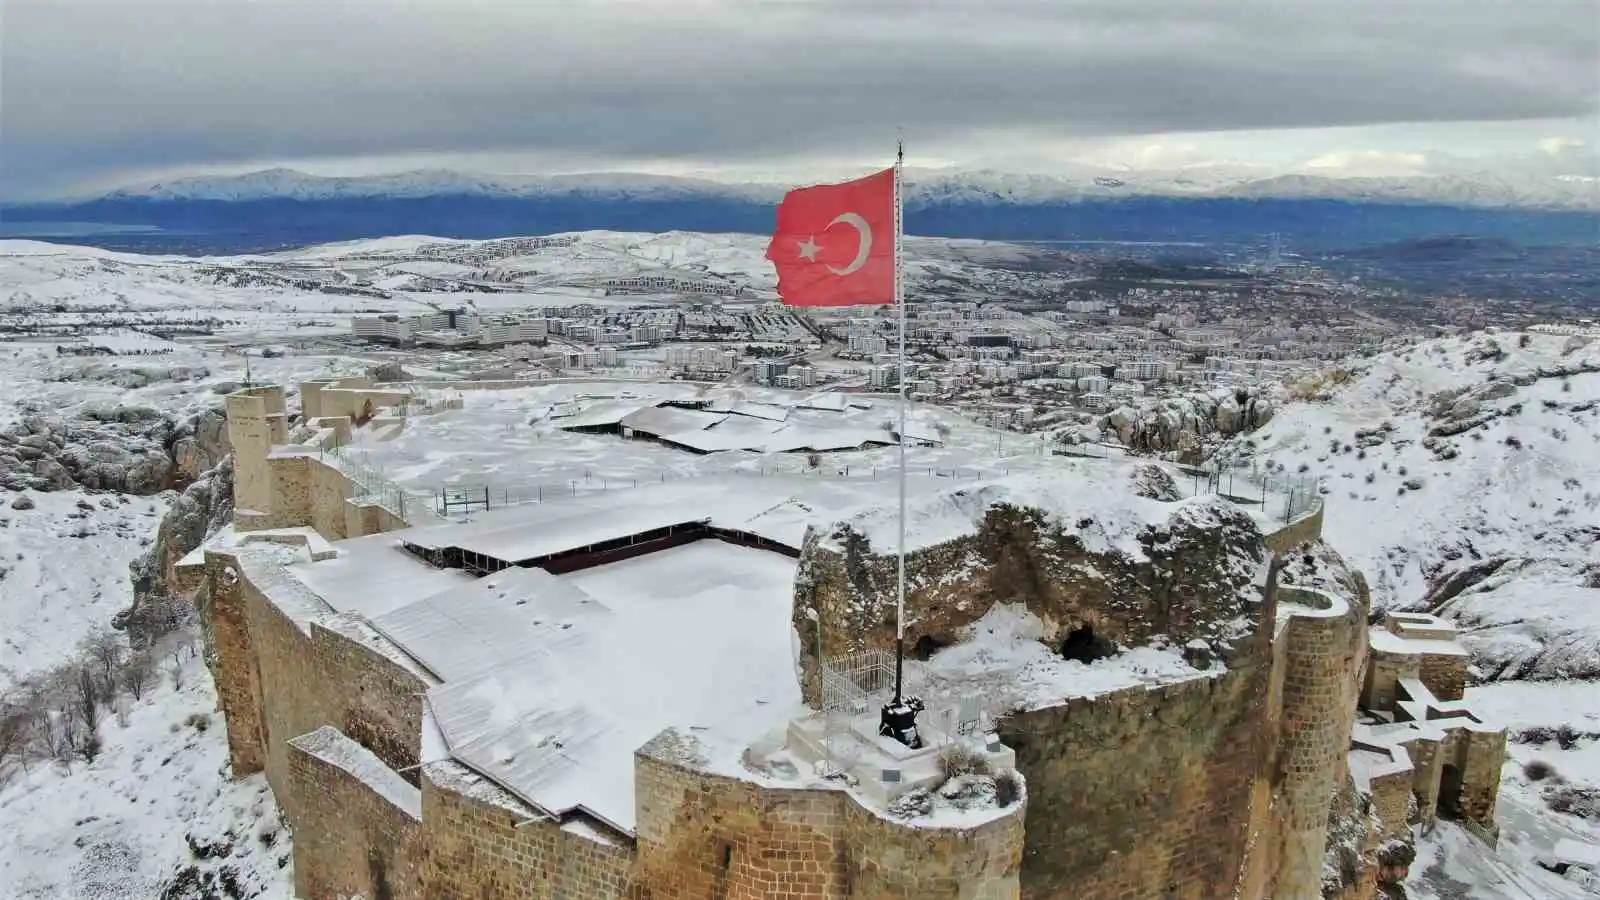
[878,696,924,749]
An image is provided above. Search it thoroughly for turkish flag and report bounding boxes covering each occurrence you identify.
[765,168,896,307]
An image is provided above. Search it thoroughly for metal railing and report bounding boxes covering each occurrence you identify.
[431,465,986,518]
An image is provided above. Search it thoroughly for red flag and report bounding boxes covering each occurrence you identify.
[765,168,896,307]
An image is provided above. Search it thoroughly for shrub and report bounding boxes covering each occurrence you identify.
[994,770,1022,807]
[1523,759,1559,782]
[939,744,991,780]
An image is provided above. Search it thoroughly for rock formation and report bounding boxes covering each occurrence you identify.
[0,405,229,495]
[1062,387,1279,457]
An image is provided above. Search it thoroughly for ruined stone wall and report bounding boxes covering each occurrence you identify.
[794,499,1267,707]
[1403,735,1444,830]
[1456,730,1506,833]
[996,666,1267,900]
[287,726,425,900]
[1418,654,1467,702]
[1362,650,1418,712]
[423,763,636,899]
[1368,769,1413,842]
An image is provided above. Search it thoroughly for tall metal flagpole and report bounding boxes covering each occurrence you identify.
[893,139,907,705]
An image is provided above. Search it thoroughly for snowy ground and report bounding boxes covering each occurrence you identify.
[0,652,292,900]
[342,379,1055,511]
[0,491,166,689]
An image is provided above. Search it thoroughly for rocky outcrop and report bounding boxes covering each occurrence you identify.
[792,485,1271,703]
[1085,387,1278,457]
[0,405,229,495]
[118,456,235,648]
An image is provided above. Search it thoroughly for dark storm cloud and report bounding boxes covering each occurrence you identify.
[3,0,1596,197]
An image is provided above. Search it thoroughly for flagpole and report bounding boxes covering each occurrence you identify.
[893,139,907,706]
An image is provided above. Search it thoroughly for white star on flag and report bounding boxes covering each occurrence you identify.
[796,236,821,261]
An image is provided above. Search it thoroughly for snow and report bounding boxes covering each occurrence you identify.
[0,655,292,900]
[369,567,610,682]
[425,542,801,834]
[918,603,1217,715]
[827,467,1229,557]
[1227,331,1600,674]
[0,491,166,688]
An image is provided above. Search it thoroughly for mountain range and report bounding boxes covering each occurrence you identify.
[3,166,1595,256]
[94,165,1600,211]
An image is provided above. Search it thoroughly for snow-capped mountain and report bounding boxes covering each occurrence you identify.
[99,165,1600,211]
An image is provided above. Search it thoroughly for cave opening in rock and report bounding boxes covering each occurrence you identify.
[911,634,947,660]
[1060,625,1116,664]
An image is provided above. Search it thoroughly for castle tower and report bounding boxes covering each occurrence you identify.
[225,386,287,529]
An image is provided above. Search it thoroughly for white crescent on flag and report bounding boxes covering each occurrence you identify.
[825,212,873,276]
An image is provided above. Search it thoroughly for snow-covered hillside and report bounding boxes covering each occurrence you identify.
[1225,330,1600,678]
[0,652,291,900]
[1224,329,1600,897]
[96,165,1600,212]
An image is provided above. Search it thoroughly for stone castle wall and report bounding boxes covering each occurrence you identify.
[1269,588,1366,900]
[422,762,635,899]
[287,727,425,900]
[205,547,428,791]
[1263,503,1325,554]
[201,381,1436,900]
[997,665,1267,900]
[224,388,285,519]
[633,745,1024,900]
[1418,654,1467,702]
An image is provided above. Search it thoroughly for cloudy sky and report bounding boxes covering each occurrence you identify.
[3,0,1597,200]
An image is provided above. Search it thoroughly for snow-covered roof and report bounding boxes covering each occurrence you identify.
[369,567,610,681]
[422,505,710,565]
[618,405,726,437]
[555,400,652,430]
[423,542,800,834]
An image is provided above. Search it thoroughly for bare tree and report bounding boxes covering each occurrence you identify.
[0,695,34,781]
[73,663,101,737]
[121,651,156,701]
[81,627,125,698]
